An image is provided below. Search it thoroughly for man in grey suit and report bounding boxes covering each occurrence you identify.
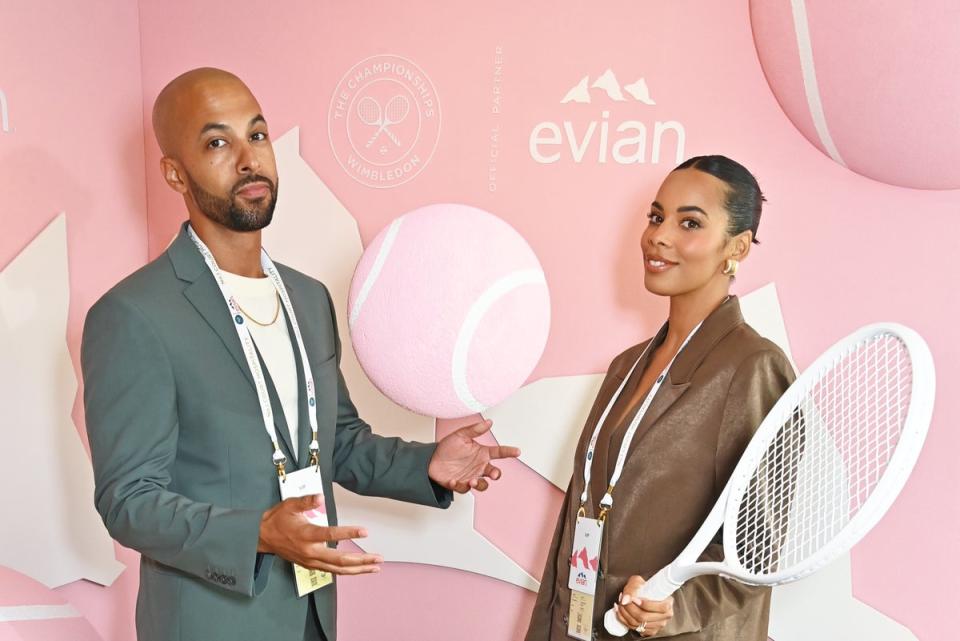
[81,67,519,641]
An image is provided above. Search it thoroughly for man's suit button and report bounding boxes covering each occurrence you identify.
[227,576,236,586]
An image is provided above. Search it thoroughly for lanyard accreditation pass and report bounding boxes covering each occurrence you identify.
[567,321,703,640]
[188,225,332,597]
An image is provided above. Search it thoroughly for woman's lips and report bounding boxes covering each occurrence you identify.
[644,257,678,273]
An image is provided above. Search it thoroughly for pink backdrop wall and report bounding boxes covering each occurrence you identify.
[2,1,958,640]
[2,1,147,639]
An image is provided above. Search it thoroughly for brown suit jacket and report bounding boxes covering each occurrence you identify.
[525,296,795,640]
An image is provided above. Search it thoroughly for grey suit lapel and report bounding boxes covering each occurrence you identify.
[283,275,320,469]
[280,269,334,485]
[168,224,256,389]
[167,223,300,462]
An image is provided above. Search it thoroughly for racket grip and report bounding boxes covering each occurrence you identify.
[638,566,683,601]
[603,609,631,637]
[602,567,683,636]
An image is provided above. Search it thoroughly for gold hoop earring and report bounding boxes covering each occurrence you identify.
[722,258,739,276]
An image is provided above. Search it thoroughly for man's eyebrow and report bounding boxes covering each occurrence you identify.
[199,122,229,137]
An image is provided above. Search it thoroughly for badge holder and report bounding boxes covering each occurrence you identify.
[567,504,608,640]
[277,441,333,597]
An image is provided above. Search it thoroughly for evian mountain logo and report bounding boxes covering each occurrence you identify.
[328,55,441,189]
[0,88,11,134]
[529,69,685,165]
[561,69,656,105]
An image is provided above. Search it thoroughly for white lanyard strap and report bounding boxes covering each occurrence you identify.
[187,225,321,477]
[579,321,703,515]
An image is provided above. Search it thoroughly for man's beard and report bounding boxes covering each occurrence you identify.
[189,174,279,232]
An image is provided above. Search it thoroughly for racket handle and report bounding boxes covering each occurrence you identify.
[603,567,683,636]
[603,609,631,637]
[638,566,683,601]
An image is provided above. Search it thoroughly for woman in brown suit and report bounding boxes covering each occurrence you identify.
[526,156,795,640]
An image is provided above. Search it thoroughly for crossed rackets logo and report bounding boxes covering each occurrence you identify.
[356,95,411,149]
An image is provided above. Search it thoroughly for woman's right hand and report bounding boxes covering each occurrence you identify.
[613,575,675,637]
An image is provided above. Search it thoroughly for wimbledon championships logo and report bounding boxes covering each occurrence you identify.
[328,55,441,189]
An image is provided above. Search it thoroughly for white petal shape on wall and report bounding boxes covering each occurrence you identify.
[770,552,917,641]
[264,128,537,590]
[487,374,603,490]
[0,214,124,588]
[738,282,797,368]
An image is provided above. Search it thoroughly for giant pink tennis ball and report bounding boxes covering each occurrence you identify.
[750,0,960,189]
[347,204,551,419]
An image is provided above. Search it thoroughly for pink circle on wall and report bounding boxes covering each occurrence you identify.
[750,0,960,190]
[347,204,551,419]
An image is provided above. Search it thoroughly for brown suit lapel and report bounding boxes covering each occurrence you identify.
[623,297,746,461]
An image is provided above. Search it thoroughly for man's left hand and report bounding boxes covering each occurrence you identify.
[428,420,520,493]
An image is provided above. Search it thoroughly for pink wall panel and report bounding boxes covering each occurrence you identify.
[1,0,957,639]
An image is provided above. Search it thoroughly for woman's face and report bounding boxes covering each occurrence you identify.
[641,168,743,297]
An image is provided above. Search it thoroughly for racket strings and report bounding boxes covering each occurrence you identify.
[385,96,409,123]
[357,97,381,125]
[734,334,912,576]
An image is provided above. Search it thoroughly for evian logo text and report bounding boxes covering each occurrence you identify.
[0,88,10,134]
[529,69,685,165]
[328,55,441,189]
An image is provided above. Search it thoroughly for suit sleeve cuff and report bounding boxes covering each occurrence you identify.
[403,442,454,508]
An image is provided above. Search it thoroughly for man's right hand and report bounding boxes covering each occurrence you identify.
[257,494,383,575]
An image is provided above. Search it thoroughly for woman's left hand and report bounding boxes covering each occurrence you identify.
[613,575,675,637]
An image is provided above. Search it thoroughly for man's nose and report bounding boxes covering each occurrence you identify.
[237,141,261,174]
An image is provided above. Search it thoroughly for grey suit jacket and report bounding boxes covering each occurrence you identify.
[82,223,452,641]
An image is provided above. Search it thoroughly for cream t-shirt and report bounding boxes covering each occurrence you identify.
[221,270,300,458]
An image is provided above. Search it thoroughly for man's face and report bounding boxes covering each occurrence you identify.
[174,80,279,232]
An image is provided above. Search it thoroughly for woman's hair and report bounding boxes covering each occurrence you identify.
[674,155,765,244]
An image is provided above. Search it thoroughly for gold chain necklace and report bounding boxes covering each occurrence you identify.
[234,291,281,327]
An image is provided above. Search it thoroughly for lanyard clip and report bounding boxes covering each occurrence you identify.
[309,435,320,470]
[272,448,287,481]
[598,486,615,523]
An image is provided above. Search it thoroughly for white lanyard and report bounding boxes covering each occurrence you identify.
[187,225,320,478]
[580,321,703,516]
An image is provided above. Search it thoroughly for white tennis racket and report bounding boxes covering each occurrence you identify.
[605,322,935,636]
